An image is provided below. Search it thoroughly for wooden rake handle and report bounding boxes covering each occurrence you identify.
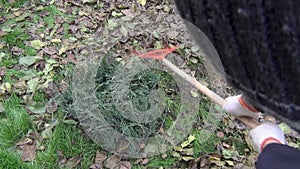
[162,58,259,129]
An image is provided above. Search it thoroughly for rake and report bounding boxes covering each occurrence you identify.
[136,46,259,129]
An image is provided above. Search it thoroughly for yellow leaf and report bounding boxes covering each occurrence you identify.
[173,146,184,152]
[190,90,198,97]
[31,40,47,50]
[172,151,181,158]
[182,156,194,161]
[51,39,61,43]
[79,11,88,16]
[137,0,146,6]
[0,82,11,91]
[226,160,234,166]
[181,135,196,148]
[59,46,68,55]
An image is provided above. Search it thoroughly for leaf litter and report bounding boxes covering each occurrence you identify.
[0,0,299,168]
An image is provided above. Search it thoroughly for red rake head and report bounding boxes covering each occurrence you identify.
[136,46,179,60]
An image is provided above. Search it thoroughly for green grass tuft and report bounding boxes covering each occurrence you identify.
[35,111,100,168]
[193,129,220,156]
[0,149,31,169]
[0,94,32,148]
[0,0,28,8]
[146,156,177,168]
[4,69,25,84]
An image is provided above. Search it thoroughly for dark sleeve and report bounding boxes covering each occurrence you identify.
[256,143,300,169]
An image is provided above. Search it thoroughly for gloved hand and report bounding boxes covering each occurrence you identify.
[223,95,261,120]
[249,121,286,152]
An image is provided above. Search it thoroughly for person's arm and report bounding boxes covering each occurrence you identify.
[223,95,300,168]
[257,143,300,169]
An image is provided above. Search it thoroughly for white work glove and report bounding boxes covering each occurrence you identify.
[223,95,261,120]
[249,121,286,152]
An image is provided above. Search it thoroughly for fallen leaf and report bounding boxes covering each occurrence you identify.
[41,120,58,139]
[186,148,194,156]
[0,82,11,92]
[82,0,97,4]
[189,58,198,64]
[112,11,123,17]
[66,154,82,168]
[200,158,207,168]
[95,151,107,163]
[41,127,53,139]
[120,161,132,169]
[120,26,128,36]
[13,10,23,16]
[141,158,149,165]
[16,13,30,22]
[182,156,194,161]
[217,131,224,138]
[0,66,5,77]
[181,135,196,148]
[234,163,252,169]
[58,46,68,55]
[107,19,118,30]
[51,39,61,43]
[190,90,198,98]
[27,77,40,92]
[31,40,47,50]
[46,100,57,114]
[20,144,37,162]
[172,151,181,158]
[105,155,121,169]
[89,151,107,169]
[0,102,4,112]
[27,102,47,114]
[1,26,12,32]
[43,46,57,55]
[226,160,234,166]
[0,15,6,24]
[58,150,67,167]
[161,153,168,159]
[62,53,76,64]
[137,0,146,6]
[19,56,36,66]
[63,119,77,125]
[222,149,239,159]
[11,46,24,56]
[116,138,129,154]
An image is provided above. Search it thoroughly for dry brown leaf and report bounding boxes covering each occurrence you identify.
[116,138,129,154]
[20,144,37,162]
[141,158,149,165]
[89,151,107,169]
[17,138,33,146]
[57,150,67,167]
[121,9,134,16]
[66,154,82,168]
[120,161,132,169]
[105,155,121,169]
[0,67,6,77]
[62,53,77,64]
[43,46,57,55]
[46,100,58,114]
[217,131,224,138]
[11,46,24,56]
[95,151,107,164]
[59,81,69,92]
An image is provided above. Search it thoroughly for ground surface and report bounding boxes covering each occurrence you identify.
[0,0,300,169]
